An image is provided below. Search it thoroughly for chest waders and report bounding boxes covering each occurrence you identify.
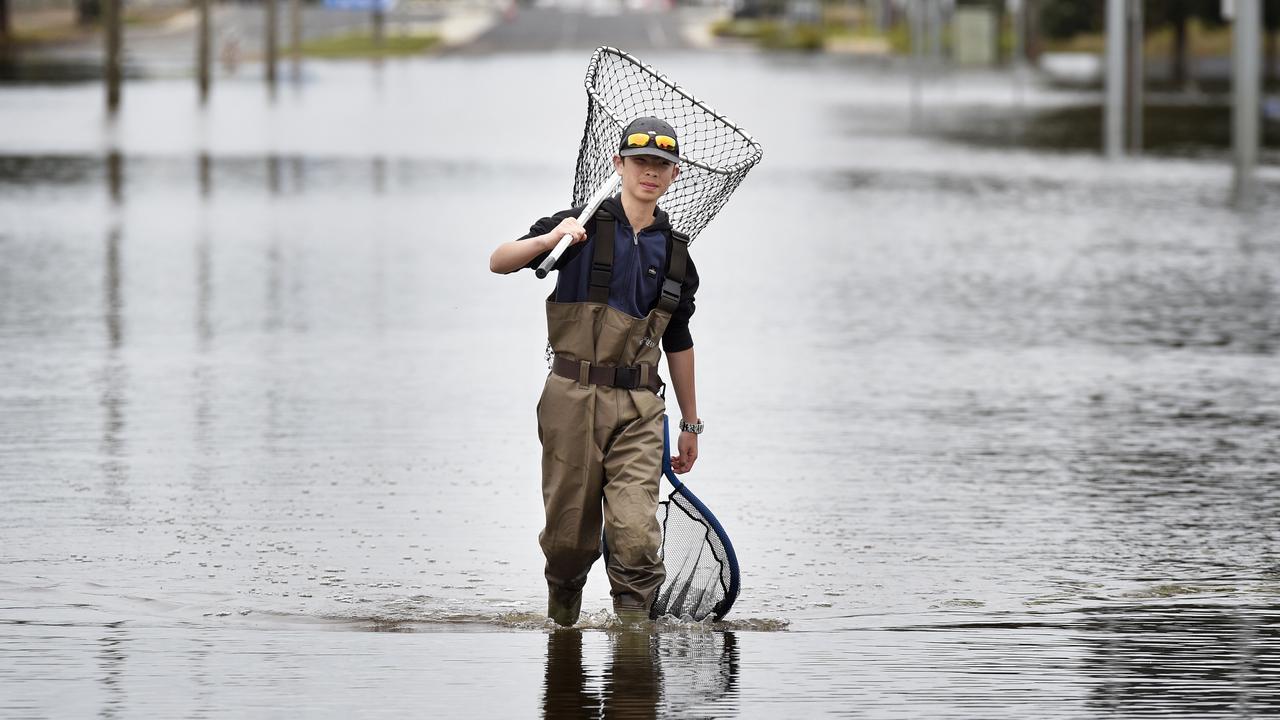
[537,208,689,626]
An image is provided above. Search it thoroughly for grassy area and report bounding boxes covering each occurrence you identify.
[710,17,908,52]
[295,31,439,59]
[711,10,1275,60]
[5,6,189,46]
[1042,20,1243,58]
[7,25,94,45]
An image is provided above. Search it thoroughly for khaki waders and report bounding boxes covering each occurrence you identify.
[537,297,672,623]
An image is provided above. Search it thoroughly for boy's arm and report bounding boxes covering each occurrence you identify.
[489,217,586,274]
[667,347,699,474]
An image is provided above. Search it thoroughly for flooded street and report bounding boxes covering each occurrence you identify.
[3,46,1280,717]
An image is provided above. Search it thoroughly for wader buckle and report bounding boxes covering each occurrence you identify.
[612,366,640,390]
[659,277,682,310]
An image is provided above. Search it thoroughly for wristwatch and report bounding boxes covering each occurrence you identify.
[678,418,705,435]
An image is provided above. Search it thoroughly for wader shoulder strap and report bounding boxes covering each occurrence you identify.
[658,230,690,314]
[588,209,615,304]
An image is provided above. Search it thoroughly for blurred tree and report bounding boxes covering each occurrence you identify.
[77,0,101,25]
[1267,0,1279,84]
[1,0,10,42]
[1039,0,1100,39]
[1146,0,1222,87]
[1037,1,1280,87]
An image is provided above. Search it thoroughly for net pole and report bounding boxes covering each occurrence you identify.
[535,174,620,279]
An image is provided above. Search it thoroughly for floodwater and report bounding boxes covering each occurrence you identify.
[2,52,1280,717]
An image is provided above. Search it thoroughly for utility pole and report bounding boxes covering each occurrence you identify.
[1126,0,1143,153]
[909,0,925,130]
[1010,0,1026,106]
[104,0,122,112]
[197,0,211,103]
[1104,0,1125,159]
[1010,0,1025,66]
[266,0,278,91]
[1232,0,1261,206]
[927,0,942,70]
[372,0,385,52]
[290,0,302,79]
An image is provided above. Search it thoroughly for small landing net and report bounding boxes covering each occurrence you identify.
[651,418,740,622]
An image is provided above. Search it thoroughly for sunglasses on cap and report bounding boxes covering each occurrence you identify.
[625,132,678,152]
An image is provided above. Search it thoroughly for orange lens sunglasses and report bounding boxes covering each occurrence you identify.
[625,132,678,152]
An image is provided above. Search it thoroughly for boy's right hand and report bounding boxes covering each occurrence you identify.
[549,218,587,247]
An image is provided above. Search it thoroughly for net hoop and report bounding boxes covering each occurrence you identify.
[583,47,764,178]
[574,45,764,243]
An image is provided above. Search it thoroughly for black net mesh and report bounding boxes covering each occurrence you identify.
[652,489,736,622]
[574,47,764,243]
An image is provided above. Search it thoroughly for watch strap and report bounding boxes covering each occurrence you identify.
[678,418,704,434]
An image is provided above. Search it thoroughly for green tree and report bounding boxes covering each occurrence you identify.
[77,0,101,26]
[1039,0,1101,39]
[1038,0,1277,87]
[1145,0,1221,87]
[1267,0,1279,84]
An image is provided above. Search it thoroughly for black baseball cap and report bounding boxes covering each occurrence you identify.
[618,116,680,164]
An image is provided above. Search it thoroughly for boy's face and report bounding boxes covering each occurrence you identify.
[613,154,680,204]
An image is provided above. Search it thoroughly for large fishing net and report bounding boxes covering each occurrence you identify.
[573,46,764,242]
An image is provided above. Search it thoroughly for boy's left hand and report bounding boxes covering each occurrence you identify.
[672,432,698,474]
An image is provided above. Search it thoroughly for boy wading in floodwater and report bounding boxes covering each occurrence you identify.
[489,117,705,626]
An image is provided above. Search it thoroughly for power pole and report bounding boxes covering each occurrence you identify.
[909,0,926,130]
[290,0,302,79]
[266,0,278,91]
[372,0,385,52]
[1232,0,1261,206]
[197,0,211,103]
[927,0,942,69]
[105,0,122,113]
[1104,0,1125,159]
[1011,0,1025,67]
[1126,0,1143,153]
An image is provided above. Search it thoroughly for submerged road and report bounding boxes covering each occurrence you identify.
[453,3,696,54]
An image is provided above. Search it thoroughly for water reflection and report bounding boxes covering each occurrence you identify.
[3,53,1279,717]
[100,221,129,499]
[0,153,478,198]
[96,625,129,719]
[106,151,123,205]
[933,104,1280,161]
[267,155,282,196]
[1082,603,1280,716]
[542,630,737,719]
[198,153,212,199]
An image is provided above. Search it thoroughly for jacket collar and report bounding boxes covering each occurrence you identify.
[601,195,671,234]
